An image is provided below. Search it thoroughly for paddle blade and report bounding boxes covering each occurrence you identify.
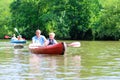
[68,42,81,47]
[14,28,18,33]
[4,35,11,39]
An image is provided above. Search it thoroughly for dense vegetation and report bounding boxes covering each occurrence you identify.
[0,0,120,40]
[0,0,12,38]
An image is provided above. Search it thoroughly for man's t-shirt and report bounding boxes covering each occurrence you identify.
[32,35,46,46]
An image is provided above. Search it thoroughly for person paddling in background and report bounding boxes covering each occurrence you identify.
[32,29,47,46]
[11,34,17,40]
[47,32,57,45]
[17,35,24,40]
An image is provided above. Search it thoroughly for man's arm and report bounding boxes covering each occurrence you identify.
[32,36,35,43]
[43,36,48,46]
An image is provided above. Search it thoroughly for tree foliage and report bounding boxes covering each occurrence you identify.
[96,0,120,40]
[0,0,13,38]
[0,0,119,40]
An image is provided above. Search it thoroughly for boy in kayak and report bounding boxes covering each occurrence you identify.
[32,29,47,46]
[47,32,57,45]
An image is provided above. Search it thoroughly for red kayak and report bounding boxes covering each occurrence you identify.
[29,42,66,55]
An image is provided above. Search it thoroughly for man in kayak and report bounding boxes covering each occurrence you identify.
[47,32,57,45]
[32,29,47,46]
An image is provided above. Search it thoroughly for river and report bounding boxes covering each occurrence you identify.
[0,40,120,80]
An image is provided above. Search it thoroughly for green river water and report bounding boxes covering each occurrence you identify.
[0,40,120,80]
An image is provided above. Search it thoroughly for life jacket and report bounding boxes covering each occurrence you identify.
[48,39,55,45]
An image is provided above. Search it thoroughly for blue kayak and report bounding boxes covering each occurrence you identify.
[11,39,26,44]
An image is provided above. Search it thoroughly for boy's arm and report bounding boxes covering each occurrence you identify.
[54,39,58,44]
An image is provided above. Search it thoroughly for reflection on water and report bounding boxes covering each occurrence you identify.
[0,41,120,80]
[29,54,81,80]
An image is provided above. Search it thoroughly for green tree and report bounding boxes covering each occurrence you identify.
[0,0,13,38]
[89,0,102,40]
[96,0,120,40]
[9,0,120,40]
[68,0,91,40]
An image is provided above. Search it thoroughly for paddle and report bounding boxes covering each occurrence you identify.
[29,42,81,48]
[67,42,81,47]
[4,35,11,39]
[4,28,19,39]
[14,28,20,35]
